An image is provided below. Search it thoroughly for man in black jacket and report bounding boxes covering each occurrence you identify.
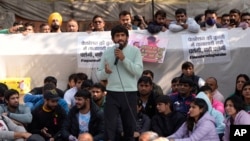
[28,89,67,141]
[61,89,104,141]
[151,95,186,136]
[137,76,159,119]
[147,10,168,34]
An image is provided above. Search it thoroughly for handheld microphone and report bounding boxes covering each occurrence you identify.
[114,43,123,65]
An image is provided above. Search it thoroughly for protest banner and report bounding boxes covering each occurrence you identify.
[182,31,230,64]
[77,31,168,68]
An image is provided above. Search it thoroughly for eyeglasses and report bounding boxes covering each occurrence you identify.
[94,21,102,24]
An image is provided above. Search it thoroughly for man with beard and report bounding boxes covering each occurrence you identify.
[0,89,32,127]
[90,83,106,111]
[66,19,79,32]
[169,8,200,33]
[119,10,139,30]
[147,10,168,34]
[199,9,221,30]
[61,89,104,141]
[137,76,159,119]
[48,12,63,33]
[97,25,143,141]
[28,89,66,141]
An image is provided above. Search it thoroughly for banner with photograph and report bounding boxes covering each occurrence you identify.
[128,32,168,63]
[77,31,168,68]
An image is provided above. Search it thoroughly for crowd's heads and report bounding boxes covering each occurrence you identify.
[39,23,50,33]
[154,10,167,25]
[75,89,91,100]
[138,76,153,96]
[138,76,153,86]
[91,83,106,103]
[221,13,230,27]
[139,131,159,141]
[111,25,129,48]
[48,12,63,26]
[189,98,208,118]
[156,95,172,105]
[224,95,244,116]
[48,12,63,31]
[119,10,133,29]
[175,8,187,23]
[155,95,173,114]
[204,9,217,26]
[171,77,180,93]
[240,12,250,25]
[42,83,56,94]
[43,89,60,101]
[24,22,35,33]
[241,80,250,100]
[76,72,88,89]
[111,24,129,39]
[74,89,92,110]
[229,9,241,25]
[234,74,249,95]
[92,15,105,31]
[181,61,194,77]
[4,89,19,108]
[0,83,8,103]
[194,14,205,24]
[44,76,57,86]
[81,79,94,90]
[78,132,94,141]
[179,77,194,88]
[67,19,79,32]
[142,70,154,80]
[205,77,218,92]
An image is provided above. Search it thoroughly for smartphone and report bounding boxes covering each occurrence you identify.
[230,19,236,25]
[18,27,26,32]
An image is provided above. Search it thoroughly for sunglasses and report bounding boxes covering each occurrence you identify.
[94,21,102,24]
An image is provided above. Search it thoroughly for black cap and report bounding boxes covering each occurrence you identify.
[43,89,60,100]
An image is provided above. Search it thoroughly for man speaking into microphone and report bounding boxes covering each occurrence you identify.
[97,25,143,141]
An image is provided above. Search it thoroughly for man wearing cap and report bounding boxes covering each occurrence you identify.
[48,12,63,33]
[28,89,67,141]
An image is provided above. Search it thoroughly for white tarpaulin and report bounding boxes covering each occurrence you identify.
[0,28,250,98]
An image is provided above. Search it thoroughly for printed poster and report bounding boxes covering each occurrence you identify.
[182,31,231,64]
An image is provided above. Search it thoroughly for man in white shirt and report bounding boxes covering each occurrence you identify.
[169,8,200,33]
[64,72,88,108]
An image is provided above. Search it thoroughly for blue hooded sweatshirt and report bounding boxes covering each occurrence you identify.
[196,92,225,134]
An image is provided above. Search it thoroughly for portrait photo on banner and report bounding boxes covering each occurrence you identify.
[129,32,168,63]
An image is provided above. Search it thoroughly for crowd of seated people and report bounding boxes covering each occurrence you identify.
[0,60,249,141]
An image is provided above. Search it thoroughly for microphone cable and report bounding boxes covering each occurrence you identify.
[115,64,137,126]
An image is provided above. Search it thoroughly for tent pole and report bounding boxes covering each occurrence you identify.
[152,0,154,21]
